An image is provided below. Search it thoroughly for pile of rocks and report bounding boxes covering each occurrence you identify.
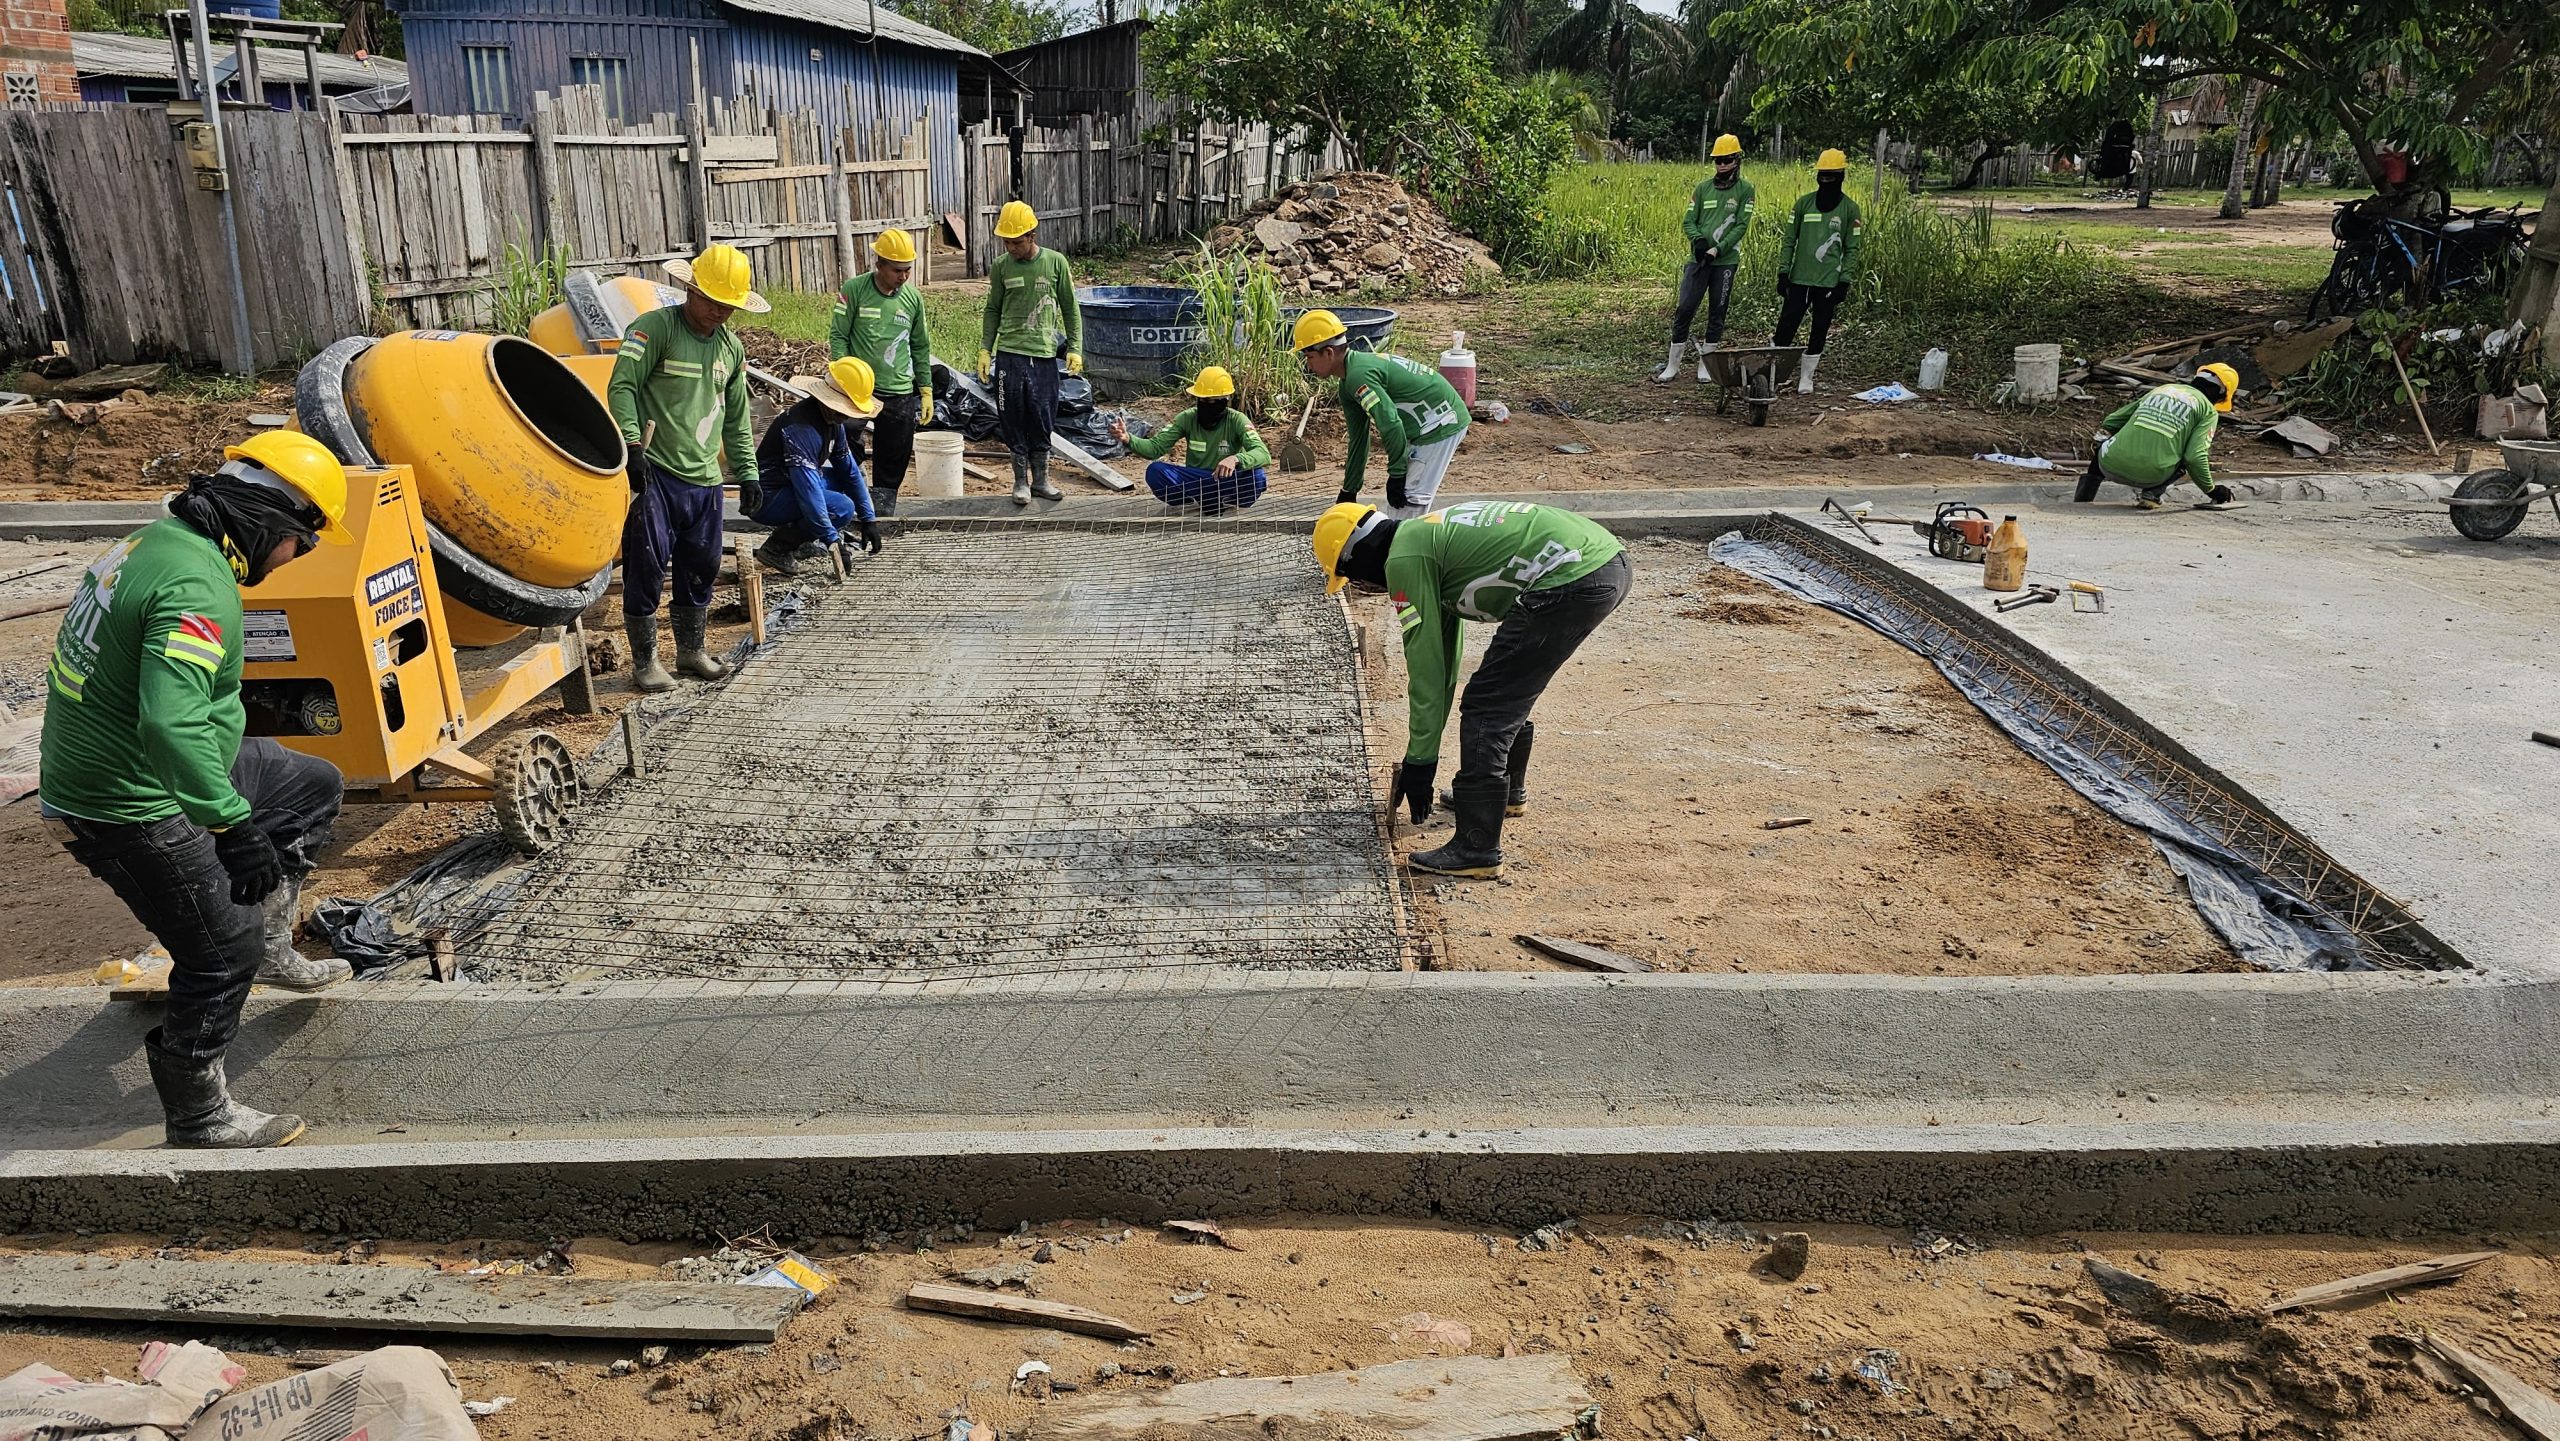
[1209,171,1501,297]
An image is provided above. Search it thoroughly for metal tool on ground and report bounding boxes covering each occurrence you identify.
[1820,496,1882,546]
[1697,345,1802,426]
[2070,580,2107,613]
[1993,583,2060,613]
[1279,394,1318,472]
[1921,502,1992,562]
[2448,438,2560,543]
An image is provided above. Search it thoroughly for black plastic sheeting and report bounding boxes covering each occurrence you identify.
[313,835,526,974]
[923,362,1150,458]
[1710,533,2364,972]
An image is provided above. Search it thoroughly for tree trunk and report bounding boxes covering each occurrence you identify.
[2136,94,2166,209]
[2509,169,2560,369]
[1952,142,2006,191]
[2220,79,2265,219]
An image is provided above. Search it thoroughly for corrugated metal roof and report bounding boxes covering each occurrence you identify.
[714,0,989,59]
[72,28,409,89]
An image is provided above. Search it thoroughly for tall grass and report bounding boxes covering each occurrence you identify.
[481,240,573,336]
[1170,244,1304,419]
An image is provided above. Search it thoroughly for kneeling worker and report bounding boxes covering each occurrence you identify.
[2075,363,2238,509]
[751,357,886,575]
[39,431,356,1149]
[1313,499,1631,877]
[1293,309,1468,519]
[1112,365,1271,514]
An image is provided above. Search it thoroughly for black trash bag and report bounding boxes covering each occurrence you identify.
[1057,375,1096,418]
[926,361,1003,443]
[1055,407,1147,459]
[310,895,417,975]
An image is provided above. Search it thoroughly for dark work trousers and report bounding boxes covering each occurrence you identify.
[1143,461,1268,513]
[1773,282,1843,355]
[867,390,920,499]
[1452,551,1633,791]
[620,458,726,618]
[46,737,342,1064]
[994,351,1061,460]
[1670,262,1738,344]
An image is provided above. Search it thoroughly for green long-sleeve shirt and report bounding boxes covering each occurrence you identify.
[1777,191,1863,288]
[1681,175,1756,261]
[982,246,1082,359]
[1386,501,1624,763]
[829,274,932,395]
[39,519,254,828]
[1340,350,1468,496]
[608,305,754,486]
[2099,383,2219,491]
[1125,406,1270,470]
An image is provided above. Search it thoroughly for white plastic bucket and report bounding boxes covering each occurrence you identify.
[912,429,964,498]
[2012,343,2062,401]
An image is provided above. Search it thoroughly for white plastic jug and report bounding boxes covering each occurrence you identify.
[1438,330,1477,404]
[2012,343,2062,401]
[912,430,964,499]
[1917,348,1949,391]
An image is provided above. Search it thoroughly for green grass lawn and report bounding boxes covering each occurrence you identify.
[750,284,986,377]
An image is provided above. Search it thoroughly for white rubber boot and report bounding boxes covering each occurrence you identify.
[1695,341,1718,382]
[1653,343,1683,383]
[1797,352,1821,394]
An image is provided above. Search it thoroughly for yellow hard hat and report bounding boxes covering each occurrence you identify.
[1187,365,1237,399]
[790,356,883,420]
[1814,148,1849,171]
[2194,362,2240,413]
[995,200,1039,239]
[1711,133,1744,158]
[1312,501,1375,595]
[1291,309,1348,352]
[872,228,917,264]
[666,243,769,313]
[225,429,352,544]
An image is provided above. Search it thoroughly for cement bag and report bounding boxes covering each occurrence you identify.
[184,1347,474,1441]
[2476,382,2549,440]
[0,1340,243,1440]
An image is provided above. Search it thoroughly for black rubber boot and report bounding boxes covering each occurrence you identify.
[1010,456,1032,506]
[1411,780,1506,878]
[255,878,350,991]
[874,487,899,518]
[1029,453,1062,501]
[627,615,673,693]
[1440,723,1534,818]
[755,522,808,575]
[670,605,728,680]
[146,1029,304,1149]
[2073,455,2105,503]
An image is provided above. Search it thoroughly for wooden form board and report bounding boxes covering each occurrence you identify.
[1040,1355,1592,1441]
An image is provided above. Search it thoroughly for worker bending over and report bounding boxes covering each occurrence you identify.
[1313,499,1631,877]
[1774,148,1863,394]
[1113,365,1271,515]
[828,228,932,516]
[980,201,1083,506]
[2076,363,2239,509]
[39,432,356,1149]
[752,357,887,575]
[1658,133,1756,383]
[610,245,763,694]
[1293,309,1468,519]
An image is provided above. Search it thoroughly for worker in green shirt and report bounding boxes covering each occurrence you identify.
[979,200,1082,507]
[610,244,764,692]
[1774,148,1863,394]
[39,430,356,1149]
[1311,499,1631,877]
[828,226,932,516]
[1292,309,1468,519]
[1658,132,1756,384]
[1111,365,1271,514]
[2076,363,2239,509]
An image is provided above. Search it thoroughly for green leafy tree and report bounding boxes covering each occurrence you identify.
[891,0,1074,55]
[1146,0,1497,172]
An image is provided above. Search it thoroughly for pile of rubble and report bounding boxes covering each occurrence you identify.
[1210,171,1501,297]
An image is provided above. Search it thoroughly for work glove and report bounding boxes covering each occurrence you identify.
[1386,473,1409,511]
[977,349,994,382]
[736,474,765,519]
[2206,484,2235,505]
[918,389,934,426]
[1335,485,1360,506]
[1690,238,1713,266]
[1065,351,1084,377]
[212,823,284,907]
[1829,279,1851,301]
[625,447,646,495]
[1776,274,1792,299]
[856,519,884,554]
[1389,759,1435,826]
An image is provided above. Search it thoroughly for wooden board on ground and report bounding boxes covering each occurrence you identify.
[2267,1251,2501,1312]
[1049,433,1135,491]
[1515,933,1652,974]
[0,1255,805,1341]
[1040,1354,1591,1441]
[2425,1334,2560,1441]
[902,1282,1147,1341]
[106,953,172,1002]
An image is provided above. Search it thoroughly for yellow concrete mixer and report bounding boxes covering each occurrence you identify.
[528,271,683,395]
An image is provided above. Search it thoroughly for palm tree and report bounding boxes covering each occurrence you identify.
[1522,70,1611,158]
[1528,0,1690,136]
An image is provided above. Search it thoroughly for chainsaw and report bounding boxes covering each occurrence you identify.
[1917,502,1993,562]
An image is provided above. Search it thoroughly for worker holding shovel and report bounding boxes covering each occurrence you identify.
[1773,149,1863,394]
[38,431,357,1149]
[610,244,765,693]
[1657,133,1756,383]
[1112,365,1271,515]
[1293,309,1468,520]
[2075,363,2240,510]
[828,227,932,517]
[750,357,886,576]
[1312,499,1631,878]
[980,201,1083,507]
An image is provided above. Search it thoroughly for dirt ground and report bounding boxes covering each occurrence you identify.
[1359,537,2236,976]
[1,1220,2550,1441]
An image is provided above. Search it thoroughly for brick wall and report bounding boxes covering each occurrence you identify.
[0,0,77,106]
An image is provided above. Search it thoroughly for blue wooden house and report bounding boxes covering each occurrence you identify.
[392,0,1015,211]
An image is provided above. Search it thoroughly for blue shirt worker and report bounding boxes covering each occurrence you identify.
[1111,365,1271,515]
[750,357,885,576]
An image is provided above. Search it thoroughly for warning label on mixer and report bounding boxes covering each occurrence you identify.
[243,609,295,663]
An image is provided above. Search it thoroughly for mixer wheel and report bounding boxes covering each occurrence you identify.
[492,730,581,855]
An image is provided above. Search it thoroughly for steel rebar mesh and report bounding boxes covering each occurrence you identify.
[461,522,1405,982]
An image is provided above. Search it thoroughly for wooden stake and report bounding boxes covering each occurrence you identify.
[2385,345,2441,455]
[733,536,766,644]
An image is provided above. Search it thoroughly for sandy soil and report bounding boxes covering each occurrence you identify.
[0,1221,2548,1441]
[0,389,291,503]
[1356,537,2238,976]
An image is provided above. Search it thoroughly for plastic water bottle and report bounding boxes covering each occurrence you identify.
[1917,348,1949,391]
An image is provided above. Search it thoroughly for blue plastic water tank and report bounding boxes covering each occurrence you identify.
[1075,286,1204,398]
[212,0,285,18]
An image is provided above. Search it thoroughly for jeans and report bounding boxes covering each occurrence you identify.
[1671,262,1736,344]
[754,486,855,547]
[1774,282,1843,355]
[995,352,1061,460]
[47,737,342,1063]
[1452,552,1632,791]
[868,390,920,498]
[621,459,726,617]
[1143,461,1267,513]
